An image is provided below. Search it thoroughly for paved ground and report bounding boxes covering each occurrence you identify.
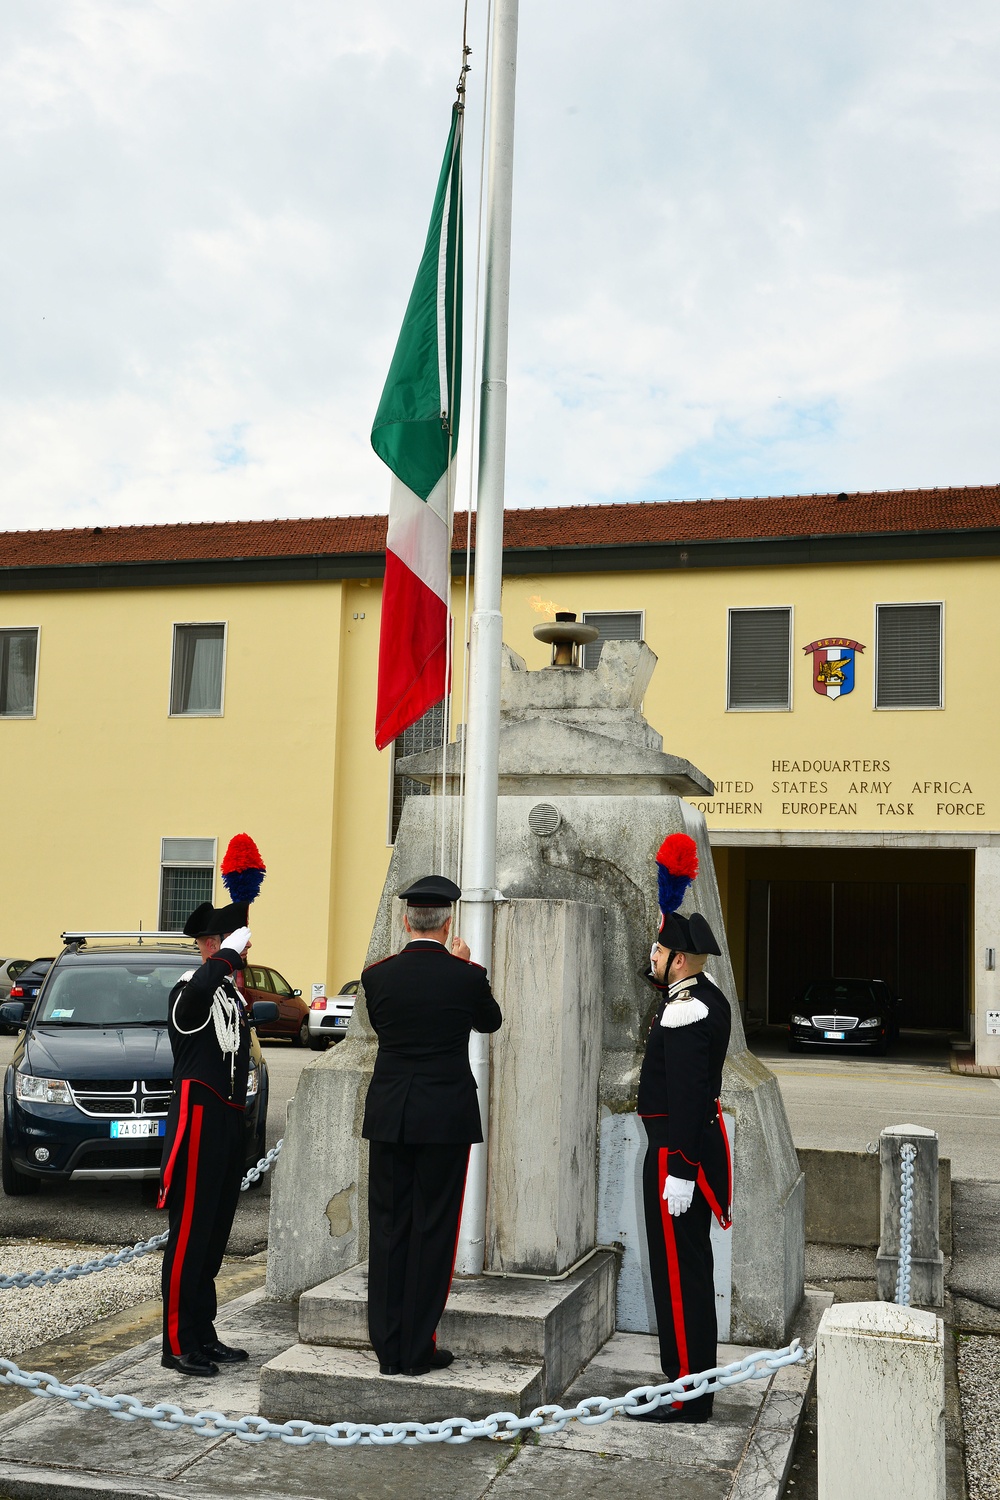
[0,1287,829,1500]
[0,1035,314,1251]
[750,1031,1000,1181]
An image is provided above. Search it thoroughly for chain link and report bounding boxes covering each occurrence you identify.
[0,1140,283,1291]
[894,1141,916,1307]
[0,1339,809,1446]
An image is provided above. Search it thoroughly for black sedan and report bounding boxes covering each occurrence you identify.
[787,978,901,1055]
[0,957,54,1034]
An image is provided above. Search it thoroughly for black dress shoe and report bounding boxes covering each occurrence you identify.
[403,1347,455,1376]
[626,1403,712,1424]
[379,1363,402,1375]
[161,1351,219,1377]
[202,1340,248,1364]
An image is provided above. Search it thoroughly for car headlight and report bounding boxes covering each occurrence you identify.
[15,1073,72,1106]
[857,1017,882,1029]
[789,1015,810,1027]
[246,1065,259,1099]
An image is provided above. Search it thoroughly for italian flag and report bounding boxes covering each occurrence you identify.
[372,105,464,751]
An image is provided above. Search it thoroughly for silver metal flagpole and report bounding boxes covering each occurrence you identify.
[455,0,519,1277]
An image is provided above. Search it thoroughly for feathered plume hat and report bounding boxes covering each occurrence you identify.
[655,832,721,956]
[221,833,267,905]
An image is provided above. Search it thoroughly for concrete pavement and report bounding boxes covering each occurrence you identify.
[0,1285,830,1500]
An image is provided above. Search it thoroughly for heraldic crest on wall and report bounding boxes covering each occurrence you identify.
[802,637,865,699]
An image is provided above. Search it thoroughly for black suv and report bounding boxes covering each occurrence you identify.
[1,937,272,1195]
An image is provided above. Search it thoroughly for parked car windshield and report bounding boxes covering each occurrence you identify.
[34,960,193,1027]
[803,979,878,1009]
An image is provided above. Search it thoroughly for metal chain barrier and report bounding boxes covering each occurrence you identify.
[894,1141,916,1307]
[0,1140,283,1291]
[0,1339,810,1447]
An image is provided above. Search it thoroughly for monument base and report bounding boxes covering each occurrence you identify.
[259,1249,618,1419]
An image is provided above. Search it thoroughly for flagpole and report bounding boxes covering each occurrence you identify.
[454,0,519,1277]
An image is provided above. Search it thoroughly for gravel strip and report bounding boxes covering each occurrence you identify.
[0,1238,162,1359]
[957,1334,1000,1500]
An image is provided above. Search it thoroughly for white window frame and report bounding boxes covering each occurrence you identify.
[581,609,646,670]
[726,605,794,713]
[158,837,217,931]
[0,624,41,720]
[873,600,944,712]
[168,622,228,718]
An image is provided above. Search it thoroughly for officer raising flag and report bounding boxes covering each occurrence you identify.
[630,833,733,1424]
[158,834,268,1378]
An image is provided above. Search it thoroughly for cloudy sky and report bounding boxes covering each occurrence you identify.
[1,0,998,531]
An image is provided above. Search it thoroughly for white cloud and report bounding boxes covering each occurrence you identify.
[0,0,997,531]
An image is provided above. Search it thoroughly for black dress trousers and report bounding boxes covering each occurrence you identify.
[367,1139,470,1371]
[160,1081,245,1359]
[641,1116,717,1419]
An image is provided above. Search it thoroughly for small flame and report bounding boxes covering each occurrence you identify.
[529,593,562,618]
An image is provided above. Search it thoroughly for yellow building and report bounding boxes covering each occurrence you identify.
[2,485,999,1062]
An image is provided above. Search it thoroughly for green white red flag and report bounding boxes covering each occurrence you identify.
[371,105,463,751]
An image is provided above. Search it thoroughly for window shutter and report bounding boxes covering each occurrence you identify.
[728,609,791,710]
[581,611,643,670]
[876,604,942,708]
[161,838,215,865]
[391,702,446,841]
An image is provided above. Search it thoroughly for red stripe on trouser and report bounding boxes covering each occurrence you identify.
[718,1102,733,1223]
[158,1079,190,1210]
[658,1146,690,1409]
[167,1103,203,1356]
[434,1149,471,1351]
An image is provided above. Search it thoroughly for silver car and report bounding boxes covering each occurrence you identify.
[307,980,358,1050]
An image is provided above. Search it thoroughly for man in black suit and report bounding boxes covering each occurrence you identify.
[361,875,502,1377]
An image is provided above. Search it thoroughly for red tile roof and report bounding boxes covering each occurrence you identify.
[1,486,998,569]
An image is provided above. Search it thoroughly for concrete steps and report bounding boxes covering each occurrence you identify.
[260,1342,544,1425]
[259,1249,619,1421]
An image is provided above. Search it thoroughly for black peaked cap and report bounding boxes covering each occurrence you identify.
[398,875,462,907]
[183,901,250,939]
[658,910,722,957]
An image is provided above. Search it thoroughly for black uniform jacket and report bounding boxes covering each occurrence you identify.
[361,940,503,1145]
[636,970,732,1226]
[166,947,251,1109]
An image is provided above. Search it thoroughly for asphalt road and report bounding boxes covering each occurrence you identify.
[0,1033,315,1254]
[751,1031,1000,1181]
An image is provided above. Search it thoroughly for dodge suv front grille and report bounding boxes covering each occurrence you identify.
[68,1079,172,1118]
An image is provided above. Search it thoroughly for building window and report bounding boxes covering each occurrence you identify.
[170,624,226,716]
[581,611,644,669]
[159,837,216,931]
[390,702,446,843]
[0,628,39,717]
[727,607,792,711]
[875,603,943,709]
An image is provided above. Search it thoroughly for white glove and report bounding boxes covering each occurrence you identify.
[663,1175,695,1216]
[221,926,252,955]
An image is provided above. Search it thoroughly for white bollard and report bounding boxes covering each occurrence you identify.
[817,1301,945,1500]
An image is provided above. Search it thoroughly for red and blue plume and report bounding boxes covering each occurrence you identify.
[656,832,699,915]
[221,833,267,904]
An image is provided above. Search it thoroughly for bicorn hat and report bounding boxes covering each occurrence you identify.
[655,833,721,956]
[182,901,250,939]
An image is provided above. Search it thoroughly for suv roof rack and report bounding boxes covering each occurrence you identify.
[60,931,198,947]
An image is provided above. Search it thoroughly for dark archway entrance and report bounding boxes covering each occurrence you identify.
[738,848,970,1032]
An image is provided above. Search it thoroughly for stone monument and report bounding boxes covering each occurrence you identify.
[260,628,804,1418]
